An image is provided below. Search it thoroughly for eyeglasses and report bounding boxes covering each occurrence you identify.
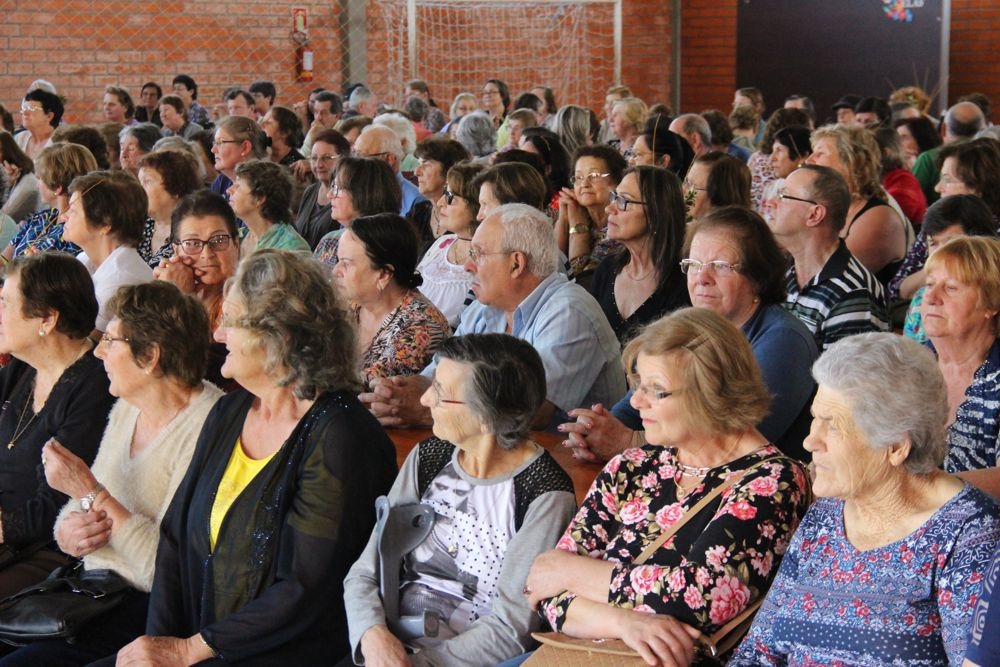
[679,259,742,276]
[430,380,465,406]
[99,333,130,346]
[308,154,339,164]
[467,247,511,264]
[172,234,233,255]
[609,191,646,212]
[443,187,459,205]
[628,374,677,402]
[332,183,350,198]
[776,189,818,205]
[20,104,43,113]
[682,180,706,192]
[572,172,610,186]
[213,139,243,147]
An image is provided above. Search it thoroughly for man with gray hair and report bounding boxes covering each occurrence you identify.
[353,124,428,221]
[362,203,625,430]
[669,113,712,156]
[348,85,379,118]
[913,100,986,204]
[770,165,890,350]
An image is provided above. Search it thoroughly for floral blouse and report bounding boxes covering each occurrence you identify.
[730,487,1000,666]
[354,290,449,391]
[749,151,777,213]
[539,445,810,635]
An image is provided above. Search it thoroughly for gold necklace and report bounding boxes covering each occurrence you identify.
[8,382,38,450]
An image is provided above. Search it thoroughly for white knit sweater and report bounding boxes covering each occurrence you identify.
[53,381,223,592]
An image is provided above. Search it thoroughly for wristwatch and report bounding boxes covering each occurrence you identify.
[568,223,591,235]
[80,483,105,513]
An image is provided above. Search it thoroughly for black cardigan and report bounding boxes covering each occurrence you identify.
[147,388,397,665]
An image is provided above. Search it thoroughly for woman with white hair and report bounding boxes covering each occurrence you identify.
[732,332,1000,666]
[455,112,497,163]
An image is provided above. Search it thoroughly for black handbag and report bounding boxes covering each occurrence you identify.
[0,560,131,646]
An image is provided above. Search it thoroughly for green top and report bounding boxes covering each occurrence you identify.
[257,223,310,253]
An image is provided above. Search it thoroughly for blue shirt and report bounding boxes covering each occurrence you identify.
[398,173,427,218]
[612,304,818,459]
[424,272,626,429]
[8,207,81,258]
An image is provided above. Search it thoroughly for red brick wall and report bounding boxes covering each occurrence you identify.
[0,0,996,126]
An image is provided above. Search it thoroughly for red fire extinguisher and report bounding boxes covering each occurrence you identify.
[293,8,312,82]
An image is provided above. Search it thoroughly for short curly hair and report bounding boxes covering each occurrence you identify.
[226,250,361,398]
[107,281,209,387]
[234,159,293,224]
[137,149,202,200]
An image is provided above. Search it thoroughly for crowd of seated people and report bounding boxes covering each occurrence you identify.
[0,75,999,667]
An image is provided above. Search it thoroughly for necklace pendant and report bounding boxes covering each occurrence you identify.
[7,441,13,450]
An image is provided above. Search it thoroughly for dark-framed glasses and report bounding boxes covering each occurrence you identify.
[776,188,818,205]
[173,234,233,255]
[609,191,646,212]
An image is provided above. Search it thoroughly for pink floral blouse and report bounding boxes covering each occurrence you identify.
[539,445,810,635]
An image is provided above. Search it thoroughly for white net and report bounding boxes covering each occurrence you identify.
[369,0,619,112]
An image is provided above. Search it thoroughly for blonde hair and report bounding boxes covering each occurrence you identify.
[925,236,1000,335]
[810,124,885,199]
[622,308,771,437]
[613,97,649,135]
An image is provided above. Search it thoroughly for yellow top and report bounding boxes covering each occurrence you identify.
[209,437,277,551]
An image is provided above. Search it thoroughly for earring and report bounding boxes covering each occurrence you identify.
[37,329,45,337]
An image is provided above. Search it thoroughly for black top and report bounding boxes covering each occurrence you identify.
[591,256,691,346]
[148,388,397,665]
[294,182,336,250]
[0,353,113,547]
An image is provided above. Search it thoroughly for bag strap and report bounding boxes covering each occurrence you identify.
[634,455,780,565]
[702,596,763,658]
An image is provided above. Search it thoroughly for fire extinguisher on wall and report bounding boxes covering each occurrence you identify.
[292,8,312,82]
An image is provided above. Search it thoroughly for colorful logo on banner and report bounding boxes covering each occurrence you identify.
[883,0,925,23]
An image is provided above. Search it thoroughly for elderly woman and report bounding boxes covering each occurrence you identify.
[806,123,913,285]
[137,149,202,268]
[118,123,161,177]
[455,112,497,163]
[115,250,397,665]
[210,115,267,196]
[314,156,402,268]
[0,283,223,665]
[60,171,152,332]
[525,308,810,666]
[417,163,485,327]
[261,105,305,168]
[135,82,162,126]
[481,79,510,132]
[102,86,137,126]
[683,151,752,222]
[4,143,96,261]
[920,236,1000,485]
[228,159,309,258]
[0,132,41,224]
[590,165,689,345]
[0,253,114,598]
[890,136,1000,303]
[345,333,576,666]
[902,196,996,342]
[413,136,471,242]
[443,93,478,138]
[555,145,628,281]
[608,97,647,158]
[333,213,448,390]
[731,333,1000,666]
[628,114,694,178]
[564,206,818,462]
[159,95,203,140]
[554,105,595,159]
[16,90,62,160]
[295,128,352,250]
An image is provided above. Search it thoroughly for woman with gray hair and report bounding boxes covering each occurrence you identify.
[344,333,576,667]
[455,112,497,163]
[732,332,1000,666]
[115,250,397,664]
[118,123,160,177]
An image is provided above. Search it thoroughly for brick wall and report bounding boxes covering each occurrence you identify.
[0,0,996,126]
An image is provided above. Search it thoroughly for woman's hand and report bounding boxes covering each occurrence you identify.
[116,634,214,666]
[360,625,413,667]
[42,439,97,498]
[559,404,637,462]
[55,510,112,557]
[615,611,701,667]
[154,255,198,293]
[525,549,615,609]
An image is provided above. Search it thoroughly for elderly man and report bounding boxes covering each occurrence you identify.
[770,165,890,350]
[353,124,428,221]
[225,89,257,119]
[348,85,379,118]
[669,113,712,157]
[913,100,986,204]
[362,203,625,430]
